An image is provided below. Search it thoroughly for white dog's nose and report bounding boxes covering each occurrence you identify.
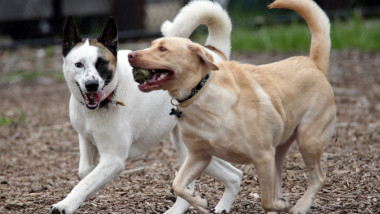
[85,80,99,92]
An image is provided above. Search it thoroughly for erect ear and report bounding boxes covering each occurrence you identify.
[62,16,82,57]
[98,17,118,56]
[188,43,219,71]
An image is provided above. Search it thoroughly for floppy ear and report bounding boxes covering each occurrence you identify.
[62,16,82,57]
[98,17,118,56]
[188,43,219,71]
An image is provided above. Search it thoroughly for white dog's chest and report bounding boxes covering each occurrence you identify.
[70,101,122,138]
[68,83,177,160]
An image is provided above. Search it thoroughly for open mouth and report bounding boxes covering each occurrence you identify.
[76,83,105,109]
[132,67,174,92]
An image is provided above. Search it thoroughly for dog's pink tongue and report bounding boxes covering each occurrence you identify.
[96,90,105,102]
[147,73,161,84]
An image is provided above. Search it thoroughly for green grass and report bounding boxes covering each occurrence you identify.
[231,22,310,52]
[0,109,26,126]
[331,18,380,51]
[0,113,14,126]
[191,18,380,53]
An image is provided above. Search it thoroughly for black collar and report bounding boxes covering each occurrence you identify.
[177,72,211,104]
[170,72,211,119]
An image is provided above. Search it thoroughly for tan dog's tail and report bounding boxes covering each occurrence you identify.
[161,0,232,59]
[269,0,331,75]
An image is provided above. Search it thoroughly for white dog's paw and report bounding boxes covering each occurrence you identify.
[164,209,183,214]
[212,204,229,213]
[164,208,186,214]
[212,196,234,213]
[50,204,73,214]
[164,198,189,214]
[211,208,228,213]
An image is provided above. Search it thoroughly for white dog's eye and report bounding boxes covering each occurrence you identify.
[75,62,83,68]
[159,46,167,52]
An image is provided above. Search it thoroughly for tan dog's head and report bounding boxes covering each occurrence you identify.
[128,37,218,99]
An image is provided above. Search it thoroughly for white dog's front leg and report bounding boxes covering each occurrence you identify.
[204,157,242,213]
[50,155,125,214]
[78,134,98,179]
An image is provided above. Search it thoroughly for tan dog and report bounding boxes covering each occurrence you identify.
[128,0,336,213]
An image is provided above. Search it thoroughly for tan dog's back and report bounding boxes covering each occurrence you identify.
[211,56,334,147]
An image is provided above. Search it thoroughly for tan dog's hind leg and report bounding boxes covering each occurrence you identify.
[291,110,335,214]
[172,152,212,214]
[275,138,295,198]
[255,150,292,213]
[268,134,295,214]
[268,137,296,214]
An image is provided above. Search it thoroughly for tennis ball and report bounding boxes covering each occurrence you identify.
[133,68,153,84]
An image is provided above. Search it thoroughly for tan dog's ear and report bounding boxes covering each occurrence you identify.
[188,44,219,70]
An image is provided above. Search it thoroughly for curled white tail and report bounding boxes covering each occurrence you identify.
[269,0,331,75]
[161,0,232,59]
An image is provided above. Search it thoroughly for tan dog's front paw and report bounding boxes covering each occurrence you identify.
[193,194,210,214]
[274,197,292,212]
[289,205,310,214]
[196,206,210,214]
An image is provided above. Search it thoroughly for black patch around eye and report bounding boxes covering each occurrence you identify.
[95,58,108,68]
[95,57,114,85]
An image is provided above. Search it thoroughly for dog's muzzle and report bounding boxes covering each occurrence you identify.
[76,81,105,109]
[85,80,100,93]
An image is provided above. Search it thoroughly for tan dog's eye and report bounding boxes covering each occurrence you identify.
[159,46,167,52]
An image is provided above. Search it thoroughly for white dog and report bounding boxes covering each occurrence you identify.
[50,1,242,214]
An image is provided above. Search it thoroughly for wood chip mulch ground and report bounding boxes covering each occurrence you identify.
[0,48,379,213]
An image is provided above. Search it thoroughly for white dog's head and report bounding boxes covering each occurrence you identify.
[62,16,118,109]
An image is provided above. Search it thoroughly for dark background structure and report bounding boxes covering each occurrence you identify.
[0,0,379,48]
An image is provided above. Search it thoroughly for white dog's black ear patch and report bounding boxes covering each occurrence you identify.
[98,17,118,57]
[62,16,82,57]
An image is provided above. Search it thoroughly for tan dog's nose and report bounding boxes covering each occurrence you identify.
[128,52,139,61]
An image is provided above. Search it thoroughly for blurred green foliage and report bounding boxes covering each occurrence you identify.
[231,17,380,52]
[191,8,380,52]
[0,109,26,126]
